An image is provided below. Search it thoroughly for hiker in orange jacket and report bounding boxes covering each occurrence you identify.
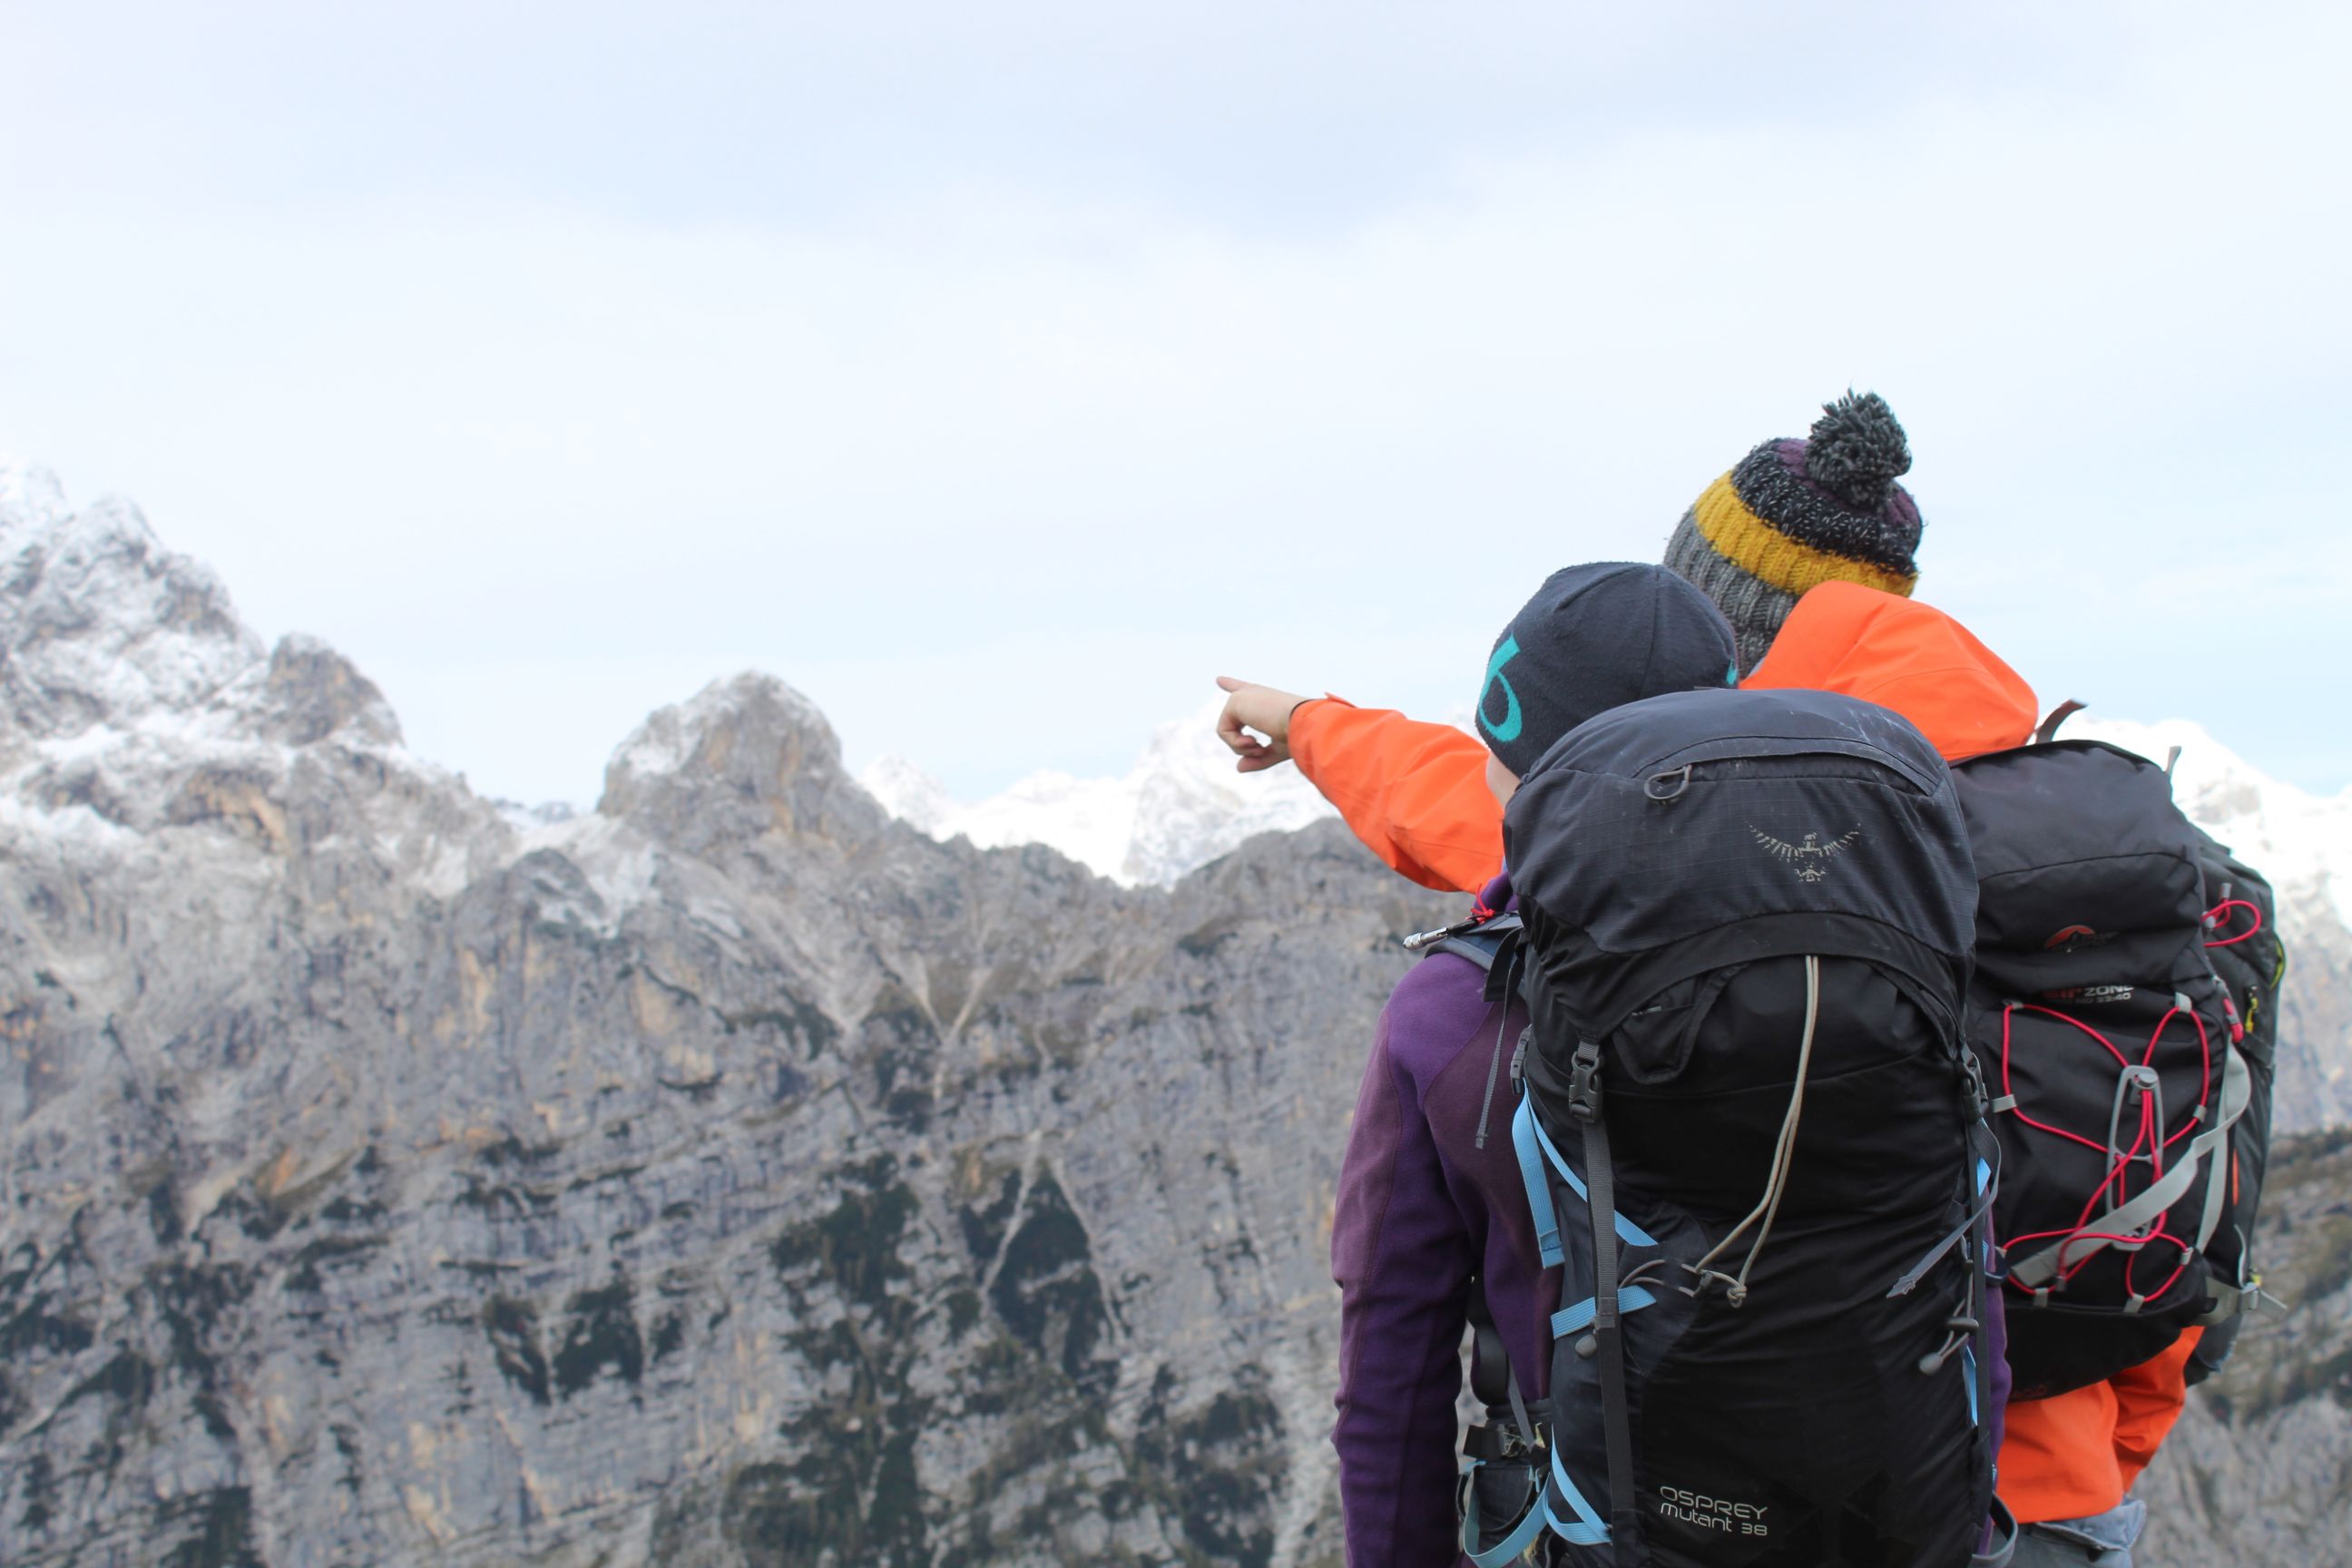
[1215,579,2038,895]
[1220,393,2193,1565]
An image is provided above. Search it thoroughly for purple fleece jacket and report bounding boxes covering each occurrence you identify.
[1329,873,2012,1568]
[1332,874,1550,1568]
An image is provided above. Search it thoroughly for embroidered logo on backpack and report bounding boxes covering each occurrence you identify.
[1749,825,1862,884]
[2043,924,2117,952]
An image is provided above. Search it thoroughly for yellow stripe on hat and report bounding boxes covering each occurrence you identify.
[1690,474,1919,599]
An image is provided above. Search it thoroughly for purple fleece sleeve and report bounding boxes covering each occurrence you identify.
[1332,1005,1477,1568]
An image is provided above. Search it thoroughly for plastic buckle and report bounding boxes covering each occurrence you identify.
[1958,1053,1991,1117]
[1567,1041,1602,1122]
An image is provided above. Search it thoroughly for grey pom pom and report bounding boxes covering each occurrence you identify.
[1803,391,1911,510]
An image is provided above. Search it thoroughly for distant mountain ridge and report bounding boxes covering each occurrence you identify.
[859,703,1340,890]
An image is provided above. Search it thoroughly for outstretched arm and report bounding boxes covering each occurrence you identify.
[1213,679,1503,894]
[1292,700,1501,894]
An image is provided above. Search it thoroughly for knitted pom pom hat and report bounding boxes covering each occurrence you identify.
[1662,391,1924,674]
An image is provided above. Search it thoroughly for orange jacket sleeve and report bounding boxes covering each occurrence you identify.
[1288,698,1503,895]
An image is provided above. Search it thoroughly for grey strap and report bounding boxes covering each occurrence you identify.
[1575,1061,1640,1544]
[1971,1497,2020,1568]
[1504,1362,1537,1455]
[2033,700,2086,744]
[2008,1044,2250,1289]
[2195,1088,2236,1253]
[1888,1183,1995,1298]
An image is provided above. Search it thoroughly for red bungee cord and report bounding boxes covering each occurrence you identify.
[1995,995,2216,1300]
[2203,898,2263,948]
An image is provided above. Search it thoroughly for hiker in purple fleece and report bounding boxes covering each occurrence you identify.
[1333,864,1546,1566]
[1330,564,1740,1567]
[1328,564,2013,1567]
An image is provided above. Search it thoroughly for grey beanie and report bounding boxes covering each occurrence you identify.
[1660,391,1925,673]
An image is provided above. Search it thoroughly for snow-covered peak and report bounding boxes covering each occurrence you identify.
[859,754,960,838]
[0,456,71,541]
[0,462,505,906]
[0,469,264,739]
[862,697,1338,886]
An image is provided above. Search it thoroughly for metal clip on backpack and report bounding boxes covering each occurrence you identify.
[1477,687,2008,1568]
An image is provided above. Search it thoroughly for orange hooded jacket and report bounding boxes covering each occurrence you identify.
[1286,579,2189,1524]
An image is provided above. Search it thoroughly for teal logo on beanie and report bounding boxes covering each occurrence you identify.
[1479,637,1524,743]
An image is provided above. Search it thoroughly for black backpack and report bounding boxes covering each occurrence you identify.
[1476,686,2004,1568]
[1950,735,2277,1397]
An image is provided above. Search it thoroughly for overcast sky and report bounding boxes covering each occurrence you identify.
[3,2,2345,803]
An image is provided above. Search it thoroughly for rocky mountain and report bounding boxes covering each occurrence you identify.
[2,456,2347,1567]
[0,461,1458,1564]
[2136,1129,2352,1567]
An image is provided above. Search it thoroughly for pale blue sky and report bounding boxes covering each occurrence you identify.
[2,2,2344,802]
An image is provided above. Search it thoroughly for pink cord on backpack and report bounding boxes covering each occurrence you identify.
[2202,898,2262,948]
[1995,998,2215,1301]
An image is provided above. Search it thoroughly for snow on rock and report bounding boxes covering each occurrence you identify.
[0,485,264,739]
[861,697,1338,886]
[0,463,508,900]
[858,753,959,838]
[0,455,71,540]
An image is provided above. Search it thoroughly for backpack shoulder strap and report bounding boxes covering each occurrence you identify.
[1421,913,1524,1005]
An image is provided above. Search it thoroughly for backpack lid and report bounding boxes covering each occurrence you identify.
[1504,687,1978,1034]
[1951,739,2210,961]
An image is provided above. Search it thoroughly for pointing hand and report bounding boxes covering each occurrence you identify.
[1214,676,1312,774]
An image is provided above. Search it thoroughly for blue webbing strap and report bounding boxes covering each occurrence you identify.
[1544,1454,1611,1545]
[1512,1093,1564,1267]
[1549,1285,1657,1340]
[1512,1092,1657,1250]
[1460,1463,1551,1568]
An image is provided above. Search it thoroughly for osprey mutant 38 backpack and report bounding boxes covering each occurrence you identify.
[1950,734,2278,1398]
[1481,687,2004,1568]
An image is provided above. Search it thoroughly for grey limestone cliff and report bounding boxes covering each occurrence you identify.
[0,478,1456,1564]
[2138,1132,2352,1567]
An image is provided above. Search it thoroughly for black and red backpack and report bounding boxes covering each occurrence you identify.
[1949,727,2281,1398]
